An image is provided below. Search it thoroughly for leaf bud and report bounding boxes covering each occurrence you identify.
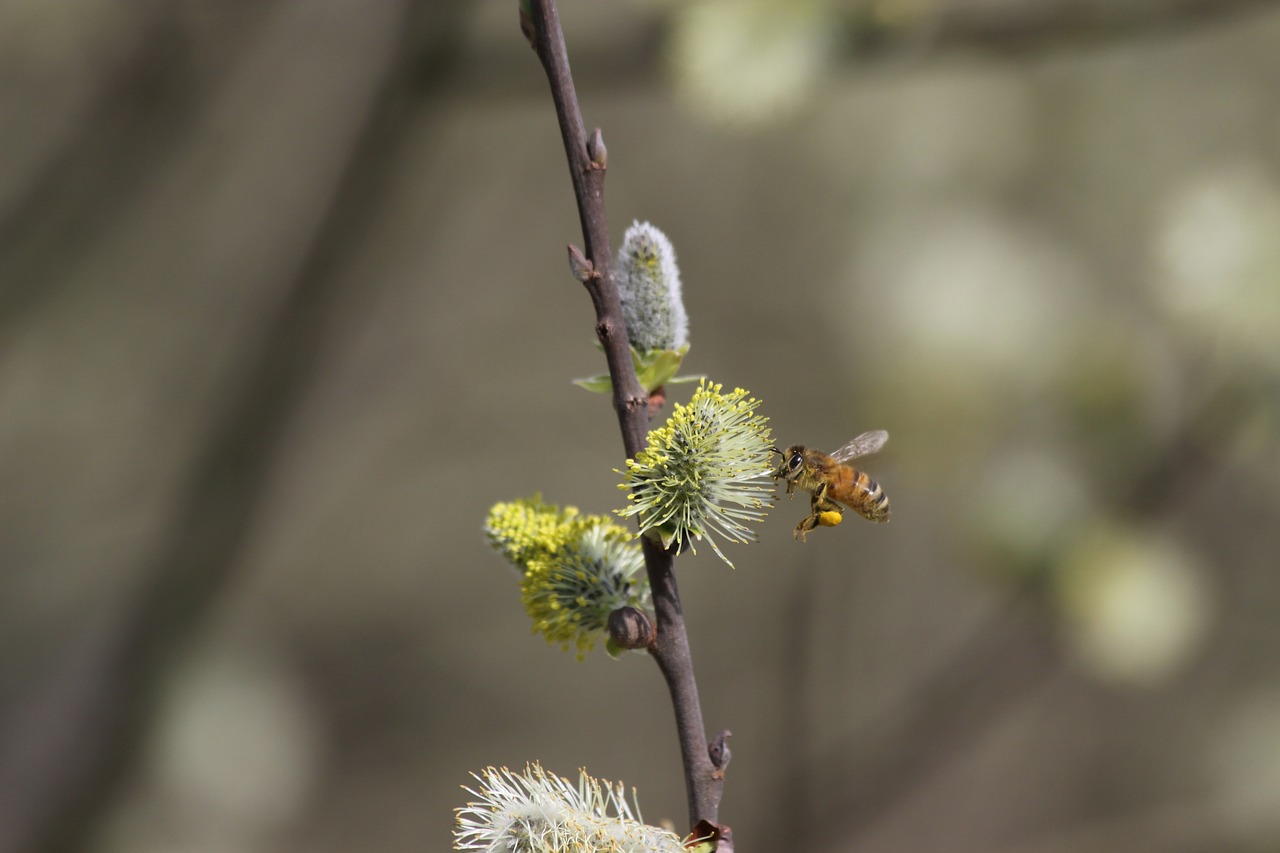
[587,127,608,170]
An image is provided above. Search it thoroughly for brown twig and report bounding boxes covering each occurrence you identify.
[0,4,434,850]
[526,0,724,829]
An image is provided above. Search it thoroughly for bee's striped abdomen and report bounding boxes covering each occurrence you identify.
[835,468,891,523]
[863,473,891,522]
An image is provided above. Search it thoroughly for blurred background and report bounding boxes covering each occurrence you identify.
[2,0,1280,850]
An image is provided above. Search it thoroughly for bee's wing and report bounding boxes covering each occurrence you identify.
[829,430,888,463]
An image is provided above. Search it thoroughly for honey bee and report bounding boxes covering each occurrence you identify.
[772,430,890,541]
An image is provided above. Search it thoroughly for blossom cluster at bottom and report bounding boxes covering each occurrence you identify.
[455,763,687,853]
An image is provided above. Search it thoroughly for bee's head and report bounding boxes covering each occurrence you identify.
[771,445,807,482]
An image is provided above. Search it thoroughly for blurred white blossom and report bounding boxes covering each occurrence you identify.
[152,651,320,827]
[1150,160,1280,373]
[667,0,836,127]
[1054,525,1212,685]
[102,647,322,852]
[846,204,1087,391]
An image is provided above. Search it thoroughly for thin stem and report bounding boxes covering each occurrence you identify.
[641,538,723,826]
[528,0,646,454]
[527,0,723,830]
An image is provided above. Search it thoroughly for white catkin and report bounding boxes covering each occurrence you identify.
[616,221,688,352]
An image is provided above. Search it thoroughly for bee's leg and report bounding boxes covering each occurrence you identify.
[810,483,841,515]
[793,513,819,542]
[808,482,825,510]
[797,483,843,537]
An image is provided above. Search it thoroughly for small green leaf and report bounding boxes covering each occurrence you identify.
[633,344,691,393]
[573,374,614,393]
[647,521,683,552]
[573,344,693,395]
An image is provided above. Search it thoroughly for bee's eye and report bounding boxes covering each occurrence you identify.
[789,454,803,471]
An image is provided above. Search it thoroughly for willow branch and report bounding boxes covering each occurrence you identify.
[527,0,724,829]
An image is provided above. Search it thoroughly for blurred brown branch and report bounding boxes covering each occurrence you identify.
[455,0,1280,100]
[0,2,454,850]
[852,0,1280,58]
[0,5,197,341]
[814,588,1061,847]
